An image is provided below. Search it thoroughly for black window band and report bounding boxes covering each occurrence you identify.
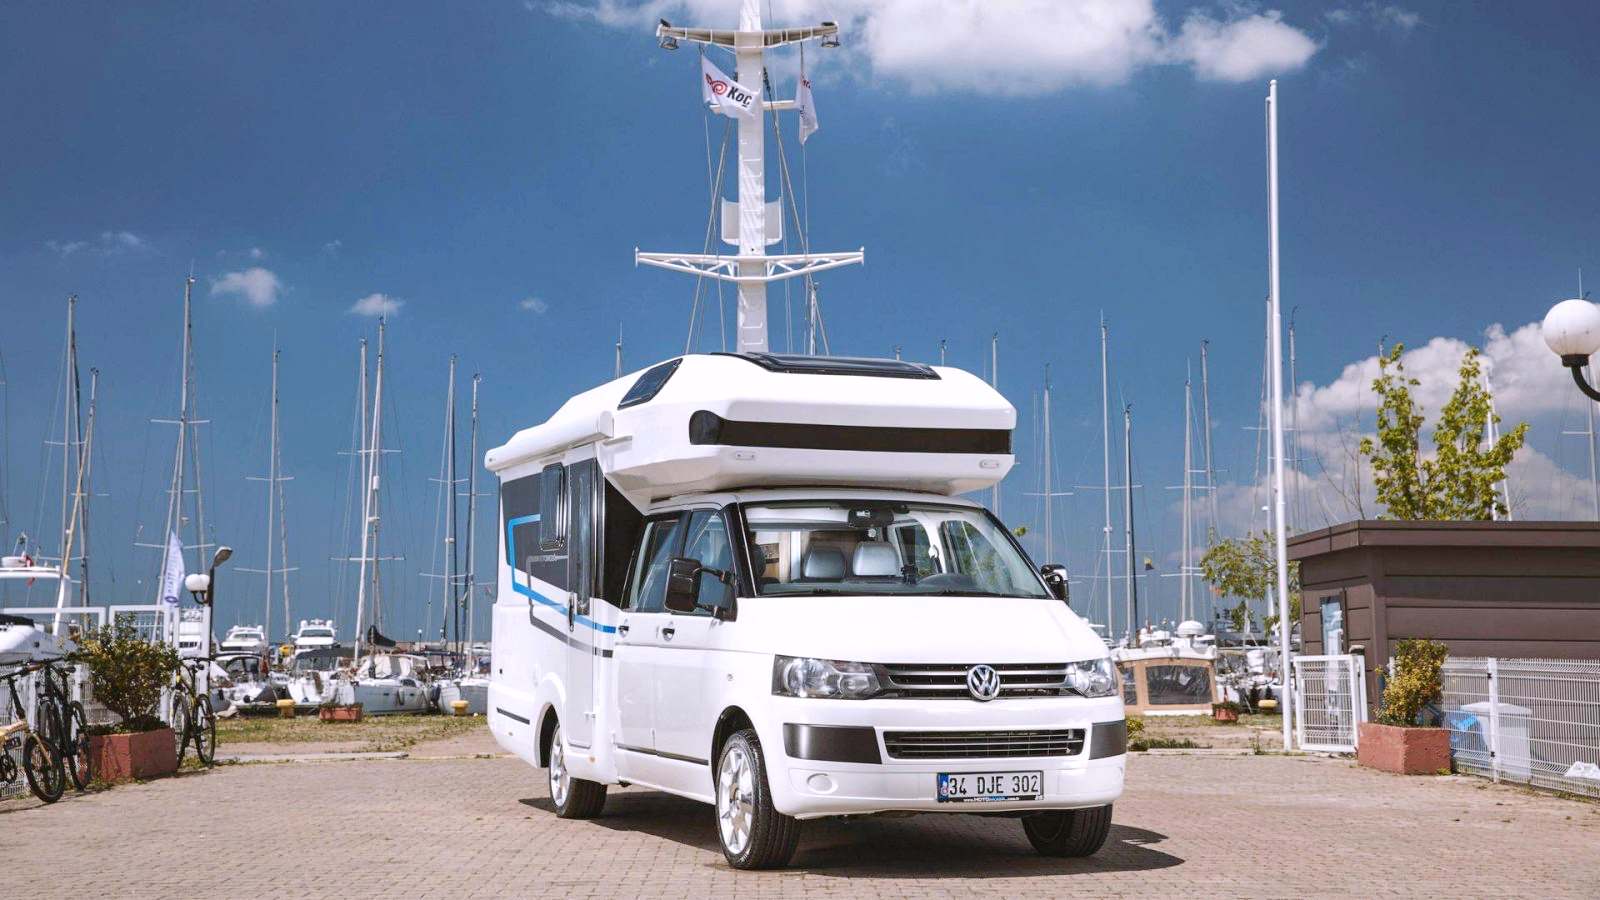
[689,411,1010,455]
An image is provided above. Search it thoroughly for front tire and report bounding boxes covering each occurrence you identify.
[547,722,606,819]
[64,701,92,789]
[23,732,65,803]
[715,729,800,870]
[1021,805,1113,857]
[193,696,217,766]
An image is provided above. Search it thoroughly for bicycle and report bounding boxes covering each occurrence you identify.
[35,657,92,790]
[171,655,217,767]
[0,662,66,803]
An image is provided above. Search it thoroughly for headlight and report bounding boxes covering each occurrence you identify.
[772,656,881,700]
[1067,657,1118,698]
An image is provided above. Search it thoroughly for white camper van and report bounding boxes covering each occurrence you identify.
[487,353,1125,868]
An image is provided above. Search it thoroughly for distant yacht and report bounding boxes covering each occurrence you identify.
[292,618,338,652]
[219,624,268,656]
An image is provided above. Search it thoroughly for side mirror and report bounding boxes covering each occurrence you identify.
[1040,564,1069,604]
[663,557,703,613]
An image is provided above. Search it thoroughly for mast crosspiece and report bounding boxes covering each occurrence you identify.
[644,1,856,354]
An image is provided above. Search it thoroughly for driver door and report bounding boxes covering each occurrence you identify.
[653,508,736,769]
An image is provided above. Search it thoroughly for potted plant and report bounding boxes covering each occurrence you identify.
[1358,639,1452,774]
[1212,701,1241,723]
[73,622,181,782]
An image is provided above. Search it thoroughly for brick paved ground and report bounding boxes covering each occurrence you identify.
[4,751,1597,897]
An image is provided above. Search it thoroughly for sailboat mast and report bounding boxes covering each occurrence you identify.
[353,319,386,666]
[78,369,97,606]
[1287,314,1300,530]
[1042,365,1052,563]
[1124,404,1137,639]
[464,373,482,654]
[990,333,1000,516]
[264,347,278,636]
[158,279,194,609]
[1200,341,1219,545]
[1182,372,1193,622]
[1100,317,1114,636]
[441,356,459,645]
[54,368,95,630]
[58,296,78,577]
[614,327,623,380]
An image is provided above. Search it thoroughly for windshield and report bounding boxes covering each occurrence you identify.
[743,500,1048,599]
[302,629,333,638]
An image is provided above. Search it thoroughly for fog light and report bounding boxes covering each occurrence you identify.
[806,773,836,794]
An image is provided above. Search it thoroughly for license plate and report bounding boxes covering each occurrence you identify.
[936,770,1042,803]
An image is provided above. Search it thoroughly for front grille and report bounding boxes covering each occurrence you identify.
[883,728,1087,760]
[877,662,1074,699]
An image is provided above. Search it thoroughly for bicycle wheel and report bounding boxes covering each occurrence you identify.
[24,730,65,803]
[64,701,92,789]
[193,695,216,766]
[171,696,192,767]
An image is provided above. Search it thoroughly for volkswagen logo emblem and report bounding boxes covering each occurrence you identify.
[966,664,1001,702]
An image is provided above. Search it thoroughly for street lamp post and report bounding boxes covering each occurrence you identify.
[184,546,232,690]
[1543,298,1600,398]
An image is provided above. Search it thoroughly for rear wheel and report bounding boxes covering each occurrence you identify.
[23,731,65,803]
[193,696,217,766]
[171,697,192,766]
[63,701,92,789]
[1021,805,1113,857]
[547,722,606,819]
[715,729,800,869]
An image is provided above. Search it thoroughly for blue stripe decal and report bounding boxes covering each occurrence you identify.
[506,511,616,634]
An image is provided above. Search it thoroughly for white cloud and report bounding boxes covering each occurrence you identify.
[1173,10,1318,83]
[547,1,1318,94]
[322,239,342,255]
[210,267,284,308]
[1205,319,1586,528]
[46,230,149,257]
[1324,4,1420,33]
[249,246,265,260]
[101,230,145,250]
[520,296,550,314]
[350,293,404,317]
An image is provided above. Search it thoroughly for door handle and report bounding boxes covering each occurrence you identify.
[617,623,630,637]
[661,626,676,641]
[567,593,577,630]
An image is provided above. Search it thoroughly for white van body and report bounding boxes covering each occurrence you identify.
[486,354,1125,867]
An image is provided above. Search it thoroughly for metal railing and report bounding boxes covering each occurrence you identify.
[1292,654,1368,753]
[1440,657,1600,800]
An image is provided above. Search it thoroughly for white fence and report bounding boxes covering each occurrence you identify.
[1440,657,1600,800]
[1292,654,1369,753]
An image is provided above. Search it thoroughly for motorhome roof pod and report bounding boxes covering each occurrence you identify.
[484,353,1016,501]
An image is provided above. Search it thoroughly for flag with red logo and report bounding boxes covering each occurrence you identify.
[700,55,759,119]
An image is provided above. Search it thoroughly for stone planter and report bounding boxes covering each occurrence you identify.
[1358,722,1451,775]
[90,727,178,782]
[319,704,363,723]
[1213,706,1240,723]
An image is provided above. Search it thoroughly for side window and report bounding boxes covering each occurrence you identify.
[627,515,683,613]
[940,520,1013,593]
[892,522,938,577]
[539,463,566,550]
[681,509,734,613]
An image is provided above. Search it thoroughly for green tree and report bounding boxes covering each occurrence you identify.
[1358,344,1529,520]
[1200,531,1299,633]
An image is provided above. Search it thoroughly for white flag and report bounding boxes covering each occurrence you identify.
[701,56,760,119]
[796,75,819,144]
[160,530,185,606]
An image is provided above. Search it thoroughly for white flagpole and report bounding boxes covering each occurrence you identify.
[1267,79,1294,751]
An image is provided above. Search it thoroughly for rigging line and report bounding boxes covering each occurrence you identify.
[687,116,733,354]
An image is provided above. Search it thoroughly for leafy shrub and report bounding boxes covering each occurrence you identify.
[72,621,178,733]
[1378,639,1449,727]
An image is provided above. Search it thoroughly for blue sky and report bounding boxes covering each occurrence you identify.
[3,1,1599,638]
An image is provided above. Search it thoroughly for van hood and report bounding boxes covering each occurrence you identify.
[736,594,1106,663]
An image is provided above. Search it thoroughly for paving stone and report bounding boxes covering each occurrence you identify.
[3,752,1596,897]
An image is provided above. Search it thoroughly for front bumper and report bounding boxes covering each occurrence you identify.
[761,696,1127,819]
